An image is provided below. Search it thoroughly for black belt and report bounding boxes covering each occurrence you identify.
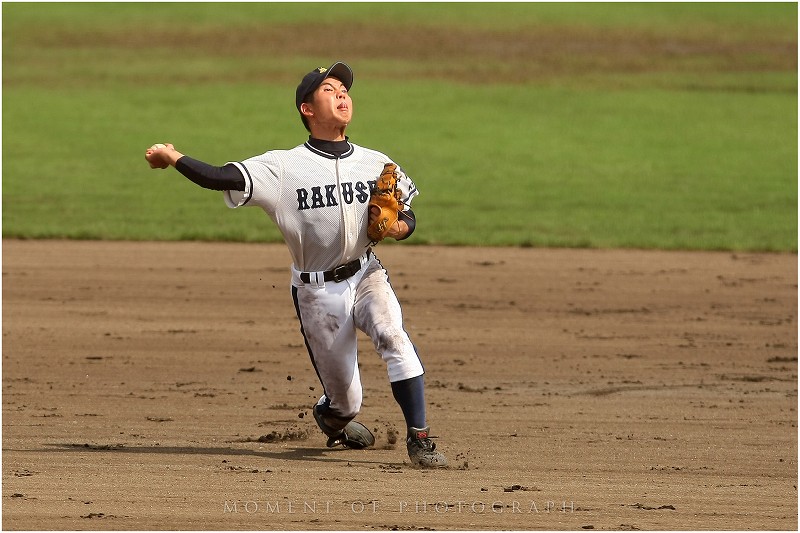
[300,251,370,284]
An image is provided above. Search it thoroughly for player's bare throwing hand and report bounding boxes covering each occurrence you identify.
[144,62,447,468]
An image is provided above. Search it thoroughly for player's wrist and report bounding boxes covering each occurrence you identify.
[389,220,409,240]
[168,151,185,167]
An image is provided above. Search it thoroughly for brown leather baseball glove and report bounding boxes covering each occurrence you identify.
[367,163,403,243]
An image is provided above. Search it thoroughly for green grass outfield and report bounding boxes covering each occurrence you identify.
[3,3,797,251]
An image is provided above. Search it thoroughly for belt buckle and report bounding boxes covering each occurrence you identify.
[331,264,349,283]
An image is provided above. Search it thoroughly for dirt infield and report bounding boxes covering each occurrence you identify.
[2,239,797,530]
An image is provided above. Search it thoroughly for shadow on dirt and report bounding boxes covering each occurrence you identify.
[29,443,383,466]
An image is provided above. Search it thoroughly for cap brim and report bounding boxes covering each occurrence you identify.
[325,62,353,91]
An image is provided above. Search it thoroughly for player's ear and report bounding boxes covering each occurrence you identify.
[300,102,314,118]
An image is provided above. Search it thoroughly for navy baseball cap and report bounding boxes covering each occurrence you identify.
[295,62,354,111]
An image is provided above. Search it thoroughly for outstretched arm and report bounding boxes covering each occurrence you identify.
[145,143,245,191]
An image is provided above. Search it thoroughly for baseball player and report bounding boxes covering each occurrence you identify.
[144,61,447,468]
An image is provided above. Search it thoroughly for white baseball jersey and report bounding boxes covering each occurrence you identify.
[223,141,419,273]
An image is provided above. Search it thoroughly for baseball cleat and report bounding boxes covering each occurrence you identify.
[313,404,374,449]
[406,426,448,468]
[327,421,375,449]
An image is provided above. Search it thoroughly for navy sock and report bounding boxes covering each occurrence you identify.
[391,375,427,429]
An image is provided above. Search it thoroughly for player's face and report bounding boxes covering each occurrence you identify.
[309,77,353,128]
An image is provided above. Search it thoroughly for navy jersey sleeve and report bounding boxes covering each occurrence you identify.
[176,156,246,192]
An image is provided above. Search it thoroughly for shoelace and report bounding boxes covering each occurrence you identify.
[409,437,437,452]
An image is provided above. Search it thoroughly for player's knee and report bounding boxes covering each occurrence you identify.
[376,329,409,356]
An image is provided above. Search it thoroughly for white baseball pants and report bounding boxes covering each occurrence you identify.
[291,254,424,423]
